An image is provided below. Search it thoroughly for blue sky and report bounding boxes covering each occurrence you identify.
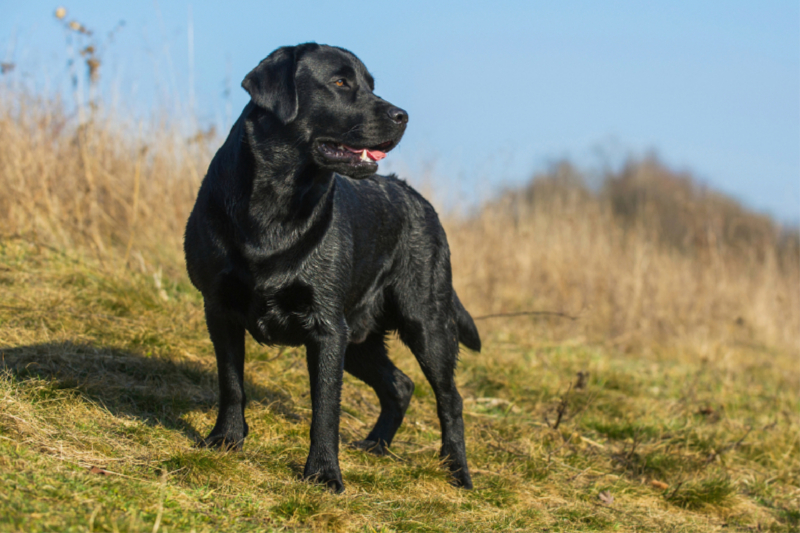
[3,1,798,223]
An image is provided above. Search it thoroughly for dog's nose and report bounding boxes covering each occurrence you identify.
[387,106,408,125]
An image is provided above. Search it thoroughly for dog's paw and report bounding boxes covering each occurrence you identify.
[198,431,246,451]
[348,439,388,456]
[440,449,473,489]
[449,468,473,489]
[198,417,248,450]
[303,460,344,493]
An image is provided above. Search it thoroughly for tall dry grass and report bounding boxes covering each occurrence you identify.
[0,91,213,273]
[450,161,800,352]
[1,90,797,353]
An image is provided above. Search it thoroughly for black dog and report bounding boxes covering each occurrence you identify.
[184,43,481,492]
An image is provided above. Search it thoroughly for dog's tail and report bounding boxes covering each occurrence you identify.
[454,292,481,352]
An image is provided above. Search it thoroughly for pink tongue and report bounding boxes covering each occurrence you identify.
[366,149,386,161]
[343,145,386,162]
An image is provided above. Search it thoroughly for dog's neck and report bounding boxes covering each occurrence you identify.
[215,104,336,235]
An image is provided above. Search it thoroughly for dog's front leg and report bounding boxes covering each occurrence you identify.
[303,325,348,493]
[203,308,248,449]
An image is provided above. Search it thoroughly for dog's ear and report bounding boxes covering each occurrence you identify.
[242,46,298,124]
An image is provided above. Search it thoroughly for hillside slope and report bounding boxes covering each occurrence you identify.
[1,237,798,532]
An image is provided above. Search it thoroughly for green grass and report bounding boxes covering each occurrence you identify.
[1,237,799,532]
[665,477,737,510]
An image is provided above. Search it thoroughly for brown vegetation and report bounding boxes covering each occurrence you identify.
[2,91,797,353]
[451,159,799,353]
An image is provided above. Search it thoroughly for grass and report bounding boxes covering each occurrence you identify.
[1,238,798,532]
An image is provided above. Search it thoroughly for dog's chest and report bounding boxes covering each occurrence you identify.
[243,279,320,346]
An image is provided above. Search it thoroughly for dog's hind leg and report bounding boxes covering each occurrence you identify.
[202,308,249,450]
[344,332,415,455]
[399,317,473,489]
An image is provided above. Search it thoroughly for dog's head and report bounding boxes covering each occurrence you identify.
[242,43,408,179]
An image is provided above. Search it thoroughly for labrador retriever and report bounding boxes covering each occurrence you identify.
[184,43,481,492]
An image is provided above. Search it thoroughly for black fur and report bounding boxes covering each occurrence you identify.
[184,43,481,492]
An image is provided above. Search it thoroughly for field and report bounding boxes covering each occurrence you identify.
[1,84,799,532]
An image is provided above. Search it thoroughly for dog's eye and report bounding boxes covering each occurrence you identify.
[334,79,347,88]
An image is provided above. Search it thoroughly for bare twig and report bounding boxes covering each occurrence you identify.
[706,426,752,464]
[473,310,578,321]
[487,441,527,458]
[549,383,573,430]
[626,430,642,462]
[666,480,685,501]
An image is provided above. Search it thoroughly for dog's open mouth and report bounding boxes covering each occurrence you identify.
[318,140,395,165]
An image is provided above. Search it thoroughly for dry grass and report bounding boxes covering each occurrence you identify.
[450,161,799,353]
[0,91,211,273]
[1,87,799,532]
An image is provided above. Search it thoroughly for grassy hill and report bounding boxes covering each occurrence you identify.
[0,92,798,532]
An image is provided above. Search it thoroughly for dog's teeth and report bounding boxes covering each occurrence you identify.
[360,150,369,161]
